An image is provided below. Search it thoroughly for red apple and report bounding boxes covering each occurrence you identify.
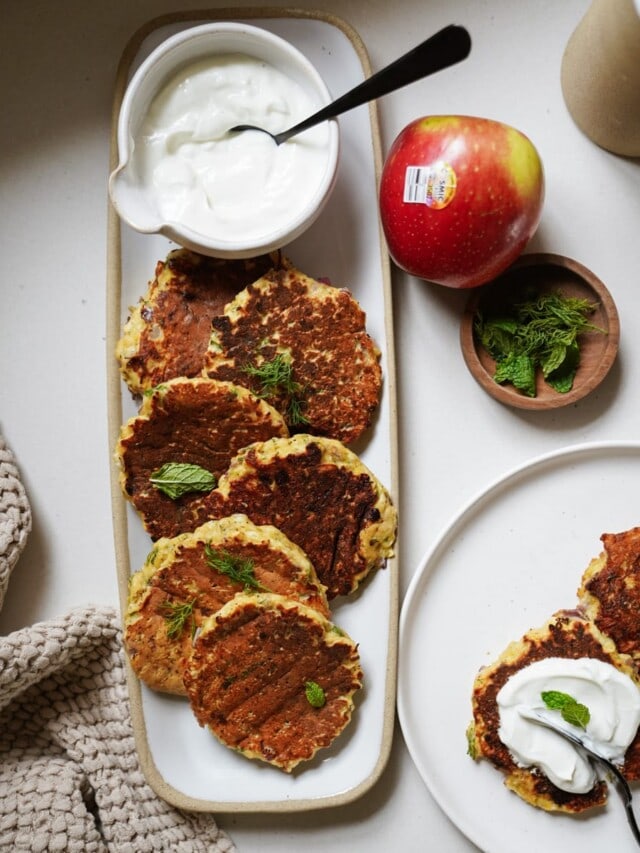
[379,115,545,288]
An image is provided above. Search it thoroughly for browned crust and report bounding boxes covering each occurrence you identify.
[115,377,288,540]
[117,249,285,396]
[183,593,363,772]
[579,527,640,662]
[194,435,397,599]
[124,515,330,695]
[577,527,640,780]
[203,265,382,444]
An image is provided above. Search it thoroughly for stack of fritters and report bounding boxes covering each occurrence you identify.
[116,376,288,541]
[198,433,397,600]
[115,249,397,771]
[118,250,382,445]
[117,248,284,395]
[123,504,366,770]
[125,514,329,695]
[121,432,394,768]
[469,526,640,813]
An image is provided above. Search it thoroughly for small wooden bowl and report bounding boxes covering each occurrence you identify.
[460,253,620,410]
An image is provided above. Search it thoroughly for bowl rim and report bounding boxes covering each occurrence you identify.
[109,21,340,258]
[459,252,620,410]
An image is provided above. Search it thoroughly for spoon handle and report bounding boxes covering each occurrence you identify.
[275,24,471,144]
[607,762,640,848]
[524,709,640,848]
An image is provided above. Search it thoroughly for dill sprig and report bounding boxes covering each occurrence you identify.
[160,598,196,640]
[204,545,263,590]
[474,290,605,397]
[243,352,297,395]
[242,353,309,426]
[287,395,309,427]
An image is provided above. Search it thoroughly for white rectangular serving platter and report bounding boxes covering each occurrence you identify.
[106,9,398,813]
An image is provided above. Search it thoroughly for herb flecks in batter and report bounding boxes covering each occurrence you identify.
[243,352,309,426]
[150,462,216,500]
[305,680,326,708]
[160,598,196,640]
[204,545,262,591]
[542,690,591,730]
[474,290,605,397]
[143,383,168,398]
[466,722,478,759]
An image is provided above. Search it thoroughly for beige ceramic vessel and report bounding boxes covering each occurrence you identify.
[561,0,640,156]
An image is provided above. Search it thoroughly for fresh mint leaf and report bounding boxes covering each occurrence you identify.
[540,342,568,377]
[541,689,591,730]
[475,315,518,358]
[561,700,591,729]
[494,352,536,397]
[546,340,580,393]
[541,690,573,710]
[547,371,577,394]
[150,462,216,500]
[474,290,605,398]
[304,680,326,709]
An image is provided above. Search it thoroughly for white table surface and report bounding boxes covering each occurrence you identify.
[2,0,639,851]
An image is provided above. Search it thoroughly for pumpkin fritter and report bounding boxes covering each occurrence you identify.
[124,514,330,695]
[579,527,640,664]
[117,248,285,396]
[203,265,382,444]
[468,610,640,813]
[194,434,397,599]
[183,592,363,772]
[115,377,288,540]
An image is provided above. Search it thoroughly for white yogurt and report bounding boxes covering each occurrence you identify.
[130,53,332,245]
[497,657,640,793]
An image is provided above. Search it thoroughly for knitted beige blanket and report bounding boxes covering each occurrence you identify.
[0,436,235,852]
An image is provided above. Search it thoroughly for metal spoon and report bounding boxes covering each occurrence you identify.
[229,23,472,145]
[522,708,640,847]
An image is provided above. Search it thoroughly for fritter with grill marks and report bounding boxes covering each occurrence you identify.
[124,514,329,695]
[203,265,382,444]
[195,434,397,599]
[183,592,363,772]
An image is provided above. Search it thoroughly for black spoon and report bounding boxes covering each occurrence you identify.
[230,23,472,145]
[522,708,640,847]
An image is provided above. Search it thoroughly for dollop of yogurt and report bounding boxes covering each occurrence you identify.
[131,53,332,244]
[497,657,640,793]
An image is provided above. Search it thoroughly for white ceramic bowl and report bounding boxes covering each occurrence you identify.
[109,23,340,258]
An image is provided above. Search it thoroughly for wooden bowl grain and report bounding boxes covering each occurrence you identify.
[460,253,620,410]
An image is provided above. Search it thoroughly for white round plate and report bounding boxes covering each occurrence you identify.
[398,441,640,853]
